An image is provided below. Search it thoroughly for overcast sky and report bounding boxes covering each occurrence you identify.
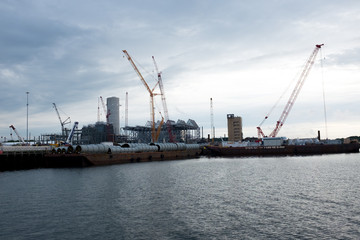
[1,0,360,141]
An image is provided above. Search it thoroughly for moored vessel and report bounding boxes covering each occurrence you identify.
[0,143,202,171]
[205,138,359,157]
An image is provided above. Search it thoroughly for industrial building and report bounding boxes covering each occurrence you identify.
[45,93,202,144]
[227,114,243,142]
[81,122,114,144]
[77,118,201,144]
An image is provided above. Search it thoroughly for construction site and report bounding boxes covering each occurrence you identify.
[37,51,201,145]
[7,45,330,147]
[2,44,360,173]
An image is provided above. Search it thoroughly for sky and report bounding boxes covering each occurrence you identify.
[1,0,360,141]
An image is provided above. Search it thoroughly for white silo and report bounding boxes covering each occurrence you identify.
[107,97,120,135]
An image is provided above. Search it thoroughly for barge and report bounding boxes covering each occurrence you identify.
[0,143,202,171]
[205,138,360,157]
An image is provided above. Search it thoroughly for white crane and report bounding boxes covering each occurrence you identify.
[9,125,25,144]
[53,103,71,137]
[65,121,79,145]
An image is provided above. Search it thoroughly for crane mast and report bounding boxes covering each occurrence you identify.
[257,44,324,138]
[156,112,165,142]
[125,92,128,136]
[152,56,175,142]
[123,50,161,142]
[97,97,100,122]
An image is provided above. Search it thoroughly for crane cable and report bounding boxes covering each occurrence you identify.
[258,59,304,127]
[320,48,328,140]
[132,56,158,84]
[124,53,162,124]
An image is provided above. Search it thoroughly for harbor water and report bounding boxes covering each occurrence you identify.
[1,153,360,239]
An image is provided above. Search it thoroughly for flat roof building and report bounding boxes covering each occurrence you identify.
[227,114,243,142]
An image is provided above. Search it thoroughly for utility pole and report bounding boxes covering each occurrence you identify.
[26,91,29,144]
[210,98,214,143]
[125,92,128,136]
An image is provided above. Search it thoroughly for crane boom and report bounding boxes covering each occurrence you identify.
[123,50,153,94]
[152,56,175,142]
[66,121,79,144]
[155,113,165,141]
[125,92,128,128]
[123,50,158,142]
[100,96,111,123]
[9,125,25,143]
[257,44,324,138]
[52,103,71,136]
[97,97,100,122]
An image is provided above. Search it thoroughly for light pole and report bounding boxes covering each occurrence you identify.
[26,91,29,144]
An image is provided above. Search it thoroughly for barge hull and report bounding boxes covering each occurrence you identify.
[76,148,201,166]
[1,145,202,171]
[205,143,360,157]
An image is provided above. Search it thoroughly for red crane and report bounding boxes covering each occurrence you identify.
[257,44,324,138]
[152,56,175,142]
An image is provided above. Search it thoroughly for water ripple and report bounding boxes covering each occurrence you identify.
[1,154,360,239]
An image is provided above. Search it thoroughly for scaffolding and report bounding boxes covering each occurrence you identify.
[123,119,200,143]
[40,129,81,145]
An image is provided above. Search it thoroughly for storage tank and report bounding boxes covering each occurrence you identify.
[121,143,144,148]
[108,146,130,153]
[121,143,157,152]
[121,143,138,152]
[176,143,186,151]
[1,145,51,152]
[66,145,74,153]
[186,144,200,150]
[61,147,68,154]
[75,144,108,153]
[133,144,158,152]
[155,143,178,151]
[146,144,159,152]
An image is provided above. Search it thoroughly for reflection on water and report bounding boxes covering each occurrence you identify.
[1,153,360,239]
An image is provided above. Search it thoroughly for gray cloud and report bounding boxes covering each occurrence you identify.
[326,47,360,66]
[1,0,360,139]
